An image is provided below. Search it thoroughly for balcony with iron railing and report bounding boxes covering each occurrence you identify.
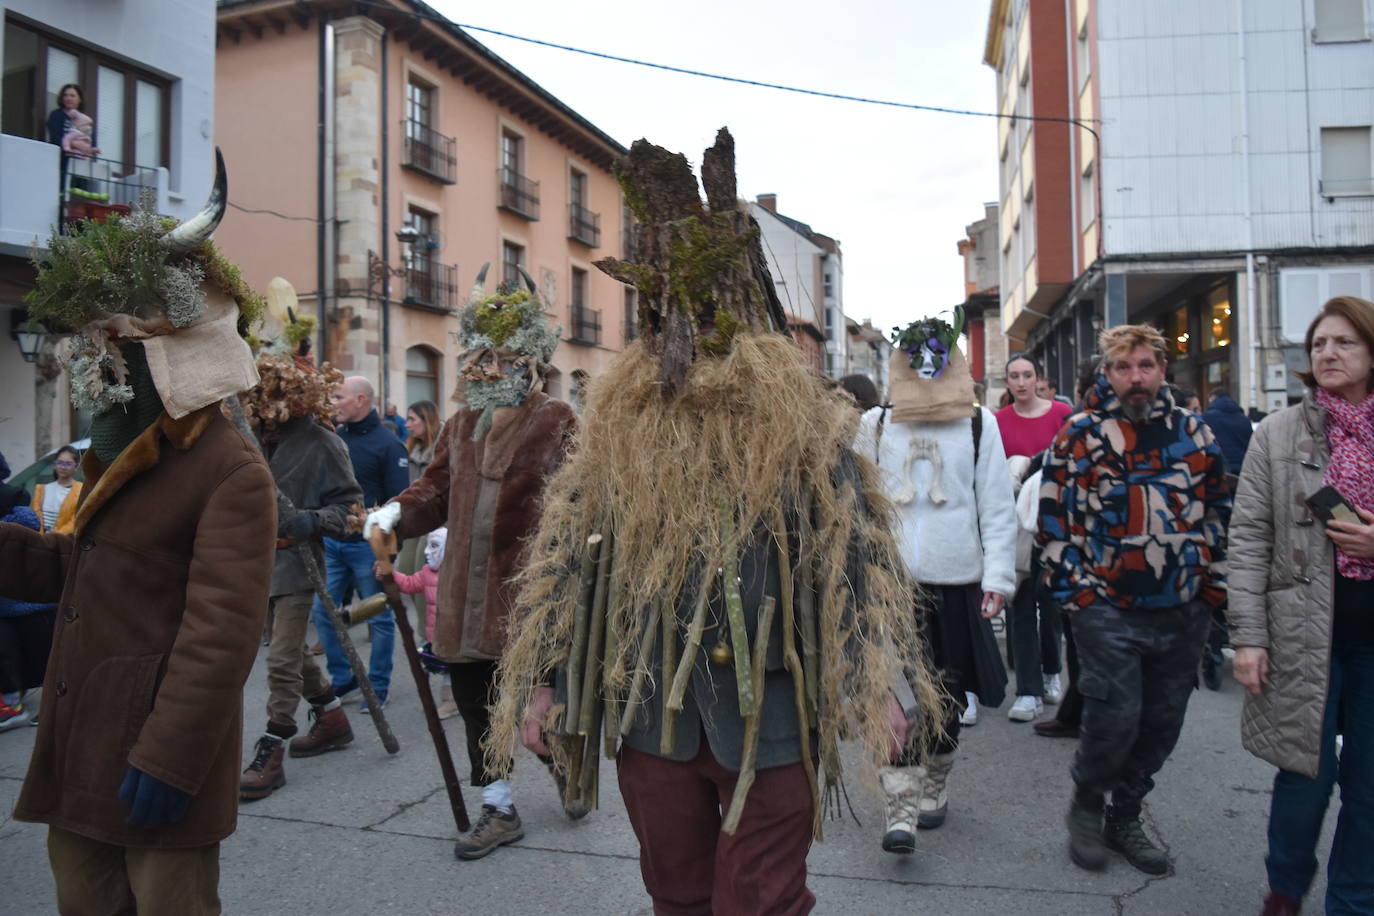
[402,120,456,184]
[498,167,540,220]
[568,202,600,247]
[569,304,601,346]
[402,260,458,313]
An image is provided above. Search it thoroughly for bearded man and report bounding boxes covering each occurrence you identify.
[0,153,275,913]
[1039,323,1230,876]
[486,129,940,915]
[364,268,577,860]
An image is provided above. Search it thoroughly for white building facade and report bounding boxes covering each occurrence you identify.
[0,0,217,468]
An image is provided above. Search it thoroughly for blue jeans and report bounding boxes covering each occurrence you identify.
[1266,645,1374,913]
[312,538,394,700]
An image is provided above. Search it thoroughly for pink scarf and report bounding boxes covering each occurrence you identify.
[1317,386,1374,579]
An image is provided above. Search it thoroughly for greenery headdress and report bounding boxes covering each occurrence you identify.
[890,306,966,378]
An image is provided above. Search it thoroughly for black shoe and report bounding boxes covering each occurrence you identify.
[882,828,916,854]
[1065,799,1108,871]
[1201,660,1221,691]
[1034,718,1079,739]
[1104,811,1170,875]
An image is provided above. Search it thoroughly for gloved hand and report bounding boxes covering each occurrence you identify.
[279,510,321,541]
[363,502,402,540]
[118,765,191,828]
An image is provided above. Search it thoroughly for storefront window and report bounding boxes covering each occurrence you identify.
[1203,284,1232,350]
[1165,307,1190,359]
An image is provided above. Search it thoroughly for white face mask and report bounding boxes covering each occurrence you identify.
[425,528,447,570]
[915,342,940,379]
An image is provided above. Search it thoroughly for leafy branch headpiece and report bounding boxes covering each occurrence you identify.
[890,306,966,377]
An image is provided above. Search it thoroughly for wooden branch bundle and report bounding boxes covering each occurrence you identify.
[722,595,776,835]
[565,533,602,731]
[773,505,822,840]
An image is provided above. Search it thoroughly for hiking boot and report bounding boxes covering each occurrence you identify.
[918,752,954,829]
[879,765,921,854]
[288,705,353,758]
[1259,890,1301,916]
[240,736,286,800]
[1104,810,1170,875]
[1065,797,1108,871]
[453,805,524,860]
[545,758,590,821]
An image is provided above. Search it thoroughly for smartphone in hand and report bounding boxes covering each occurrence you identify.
[1306,485,1359,526]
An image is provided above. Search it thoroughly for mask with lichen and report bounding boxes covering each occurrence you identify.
[454,263,561,439]
[890,307,967,380]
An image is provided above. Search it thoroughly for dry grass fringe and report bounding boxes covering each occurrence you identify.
[487,333,945,811]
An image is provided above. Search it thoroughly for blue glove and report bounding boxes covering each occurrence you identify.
[118,765,191,828]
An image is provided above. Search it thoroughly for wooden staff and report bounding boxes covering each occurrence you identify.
[369,528,471,833]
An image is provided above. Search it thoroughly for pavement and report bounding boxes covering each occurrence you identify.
[0,636,1334,915]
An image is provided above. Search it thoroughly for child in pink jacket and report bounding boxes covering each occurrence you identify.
[392,528,457,718]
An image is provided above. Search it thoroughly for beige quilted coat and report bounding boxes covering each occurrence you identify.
[1228,394,1335,779]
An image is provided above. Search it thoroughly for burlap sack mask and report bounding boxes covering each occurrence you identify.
[887,342,975,423]
[140,289,259,419]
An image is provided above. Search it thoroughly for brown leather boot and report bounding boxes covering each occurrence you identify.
[240,736,286,800]
[288,704,354,758]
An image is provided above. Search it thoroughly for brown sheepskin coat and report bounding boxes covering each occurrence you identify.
[0,404,275,848]
[394,392,576,662]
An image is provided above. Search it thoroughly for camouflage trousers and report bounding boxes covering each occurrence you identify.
[1070,599,1211,817]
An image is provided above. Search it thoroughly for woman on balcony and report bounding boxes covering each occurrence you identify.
[46,84,99,158]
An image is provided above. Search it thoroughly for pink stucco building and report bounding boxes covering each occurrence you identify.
[215,0,631,412]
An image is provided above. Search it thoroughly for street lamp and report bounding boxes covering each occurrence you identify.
[10,311,43,362]
[367,225,424,301]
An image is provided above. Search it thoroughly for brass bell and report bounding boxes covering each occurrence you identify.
[709,640,734,665]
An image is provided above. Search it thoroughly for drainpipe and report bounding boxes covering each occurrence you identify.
[316,17,328,360]
[1236,0,1260,412]
[1065,0,1080,279]
[379,26,391,408]
[322,21,337,363]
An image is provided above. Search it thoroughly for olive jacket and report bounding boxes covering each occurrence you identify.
[1228,394,1337,778]
[0,404,275,847]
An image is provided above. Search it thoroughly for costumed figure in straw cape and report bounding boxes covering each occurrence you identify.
[364,267,579,860]
[861,312,1015,853]
[485,128,944,915]
[237,280,365,800]
[0,151,276,914]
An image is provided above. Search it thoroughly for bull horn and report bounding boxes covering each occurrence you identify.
[161,147,227,255]
[517,266,537,295]
[473,262,490,288]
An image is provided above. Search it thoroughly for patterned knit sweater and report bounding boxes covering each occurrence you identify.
[1036,376,1231,611]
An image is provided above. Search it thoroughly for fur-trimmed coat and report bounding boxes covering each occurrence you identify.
[394,392,576,662]
[0,404,274,848]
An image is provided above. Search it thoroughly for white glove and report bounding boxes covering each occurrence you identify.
[363,502,402,540]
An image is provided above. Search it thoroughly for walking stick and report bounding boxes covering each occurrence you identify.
[223,397,399,752]
[368,527,471,833]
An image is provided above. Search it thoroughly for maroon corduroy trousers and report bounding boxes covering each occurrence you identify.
[617,739,816,915]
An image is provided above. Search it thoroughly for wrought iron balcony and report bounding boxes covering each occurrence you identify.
[498,167,540,220]
[402,260,458,312]
[569,305,601,346]
[568,202,600,247]
[402,120,456,184]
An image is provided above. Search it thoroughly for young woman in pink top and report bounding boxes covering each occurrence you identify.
[994,356,1073,722]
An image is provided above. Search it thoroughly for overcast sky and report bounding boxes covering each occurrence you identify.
[431,0,1000,339]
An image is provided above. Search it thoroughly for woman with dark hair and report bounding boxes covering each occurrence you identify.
[30,445,82,534]
[995,354,1073,721]
[46,84,98,158]
[1229,296,1374,915]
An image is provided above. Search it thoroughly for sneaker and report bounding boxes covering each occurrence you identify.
[1008,695,1043,722]
[240,736,287,800]
[879,766,921,854]
[1065,798,1108,871]
[1044,673,1065,704]
[959,692,978,727]
[288,705,354,757]
[0,702,29,732]
[453,804,524,860]
[335,677,362,705]
[360,696,388,716]
[1104,810,1170,875]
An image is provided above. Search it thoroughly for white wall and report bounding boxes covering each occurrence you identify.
[0,317,37,470]
[752,203,825,329]
[1097,0,1374,255]
[0,0,217,218]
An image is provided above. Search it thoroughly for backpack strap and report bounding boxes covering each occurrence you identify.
[971,406,982,467]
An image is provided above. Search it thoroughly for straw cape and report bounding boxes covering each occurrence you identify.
[487,129,943,835]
